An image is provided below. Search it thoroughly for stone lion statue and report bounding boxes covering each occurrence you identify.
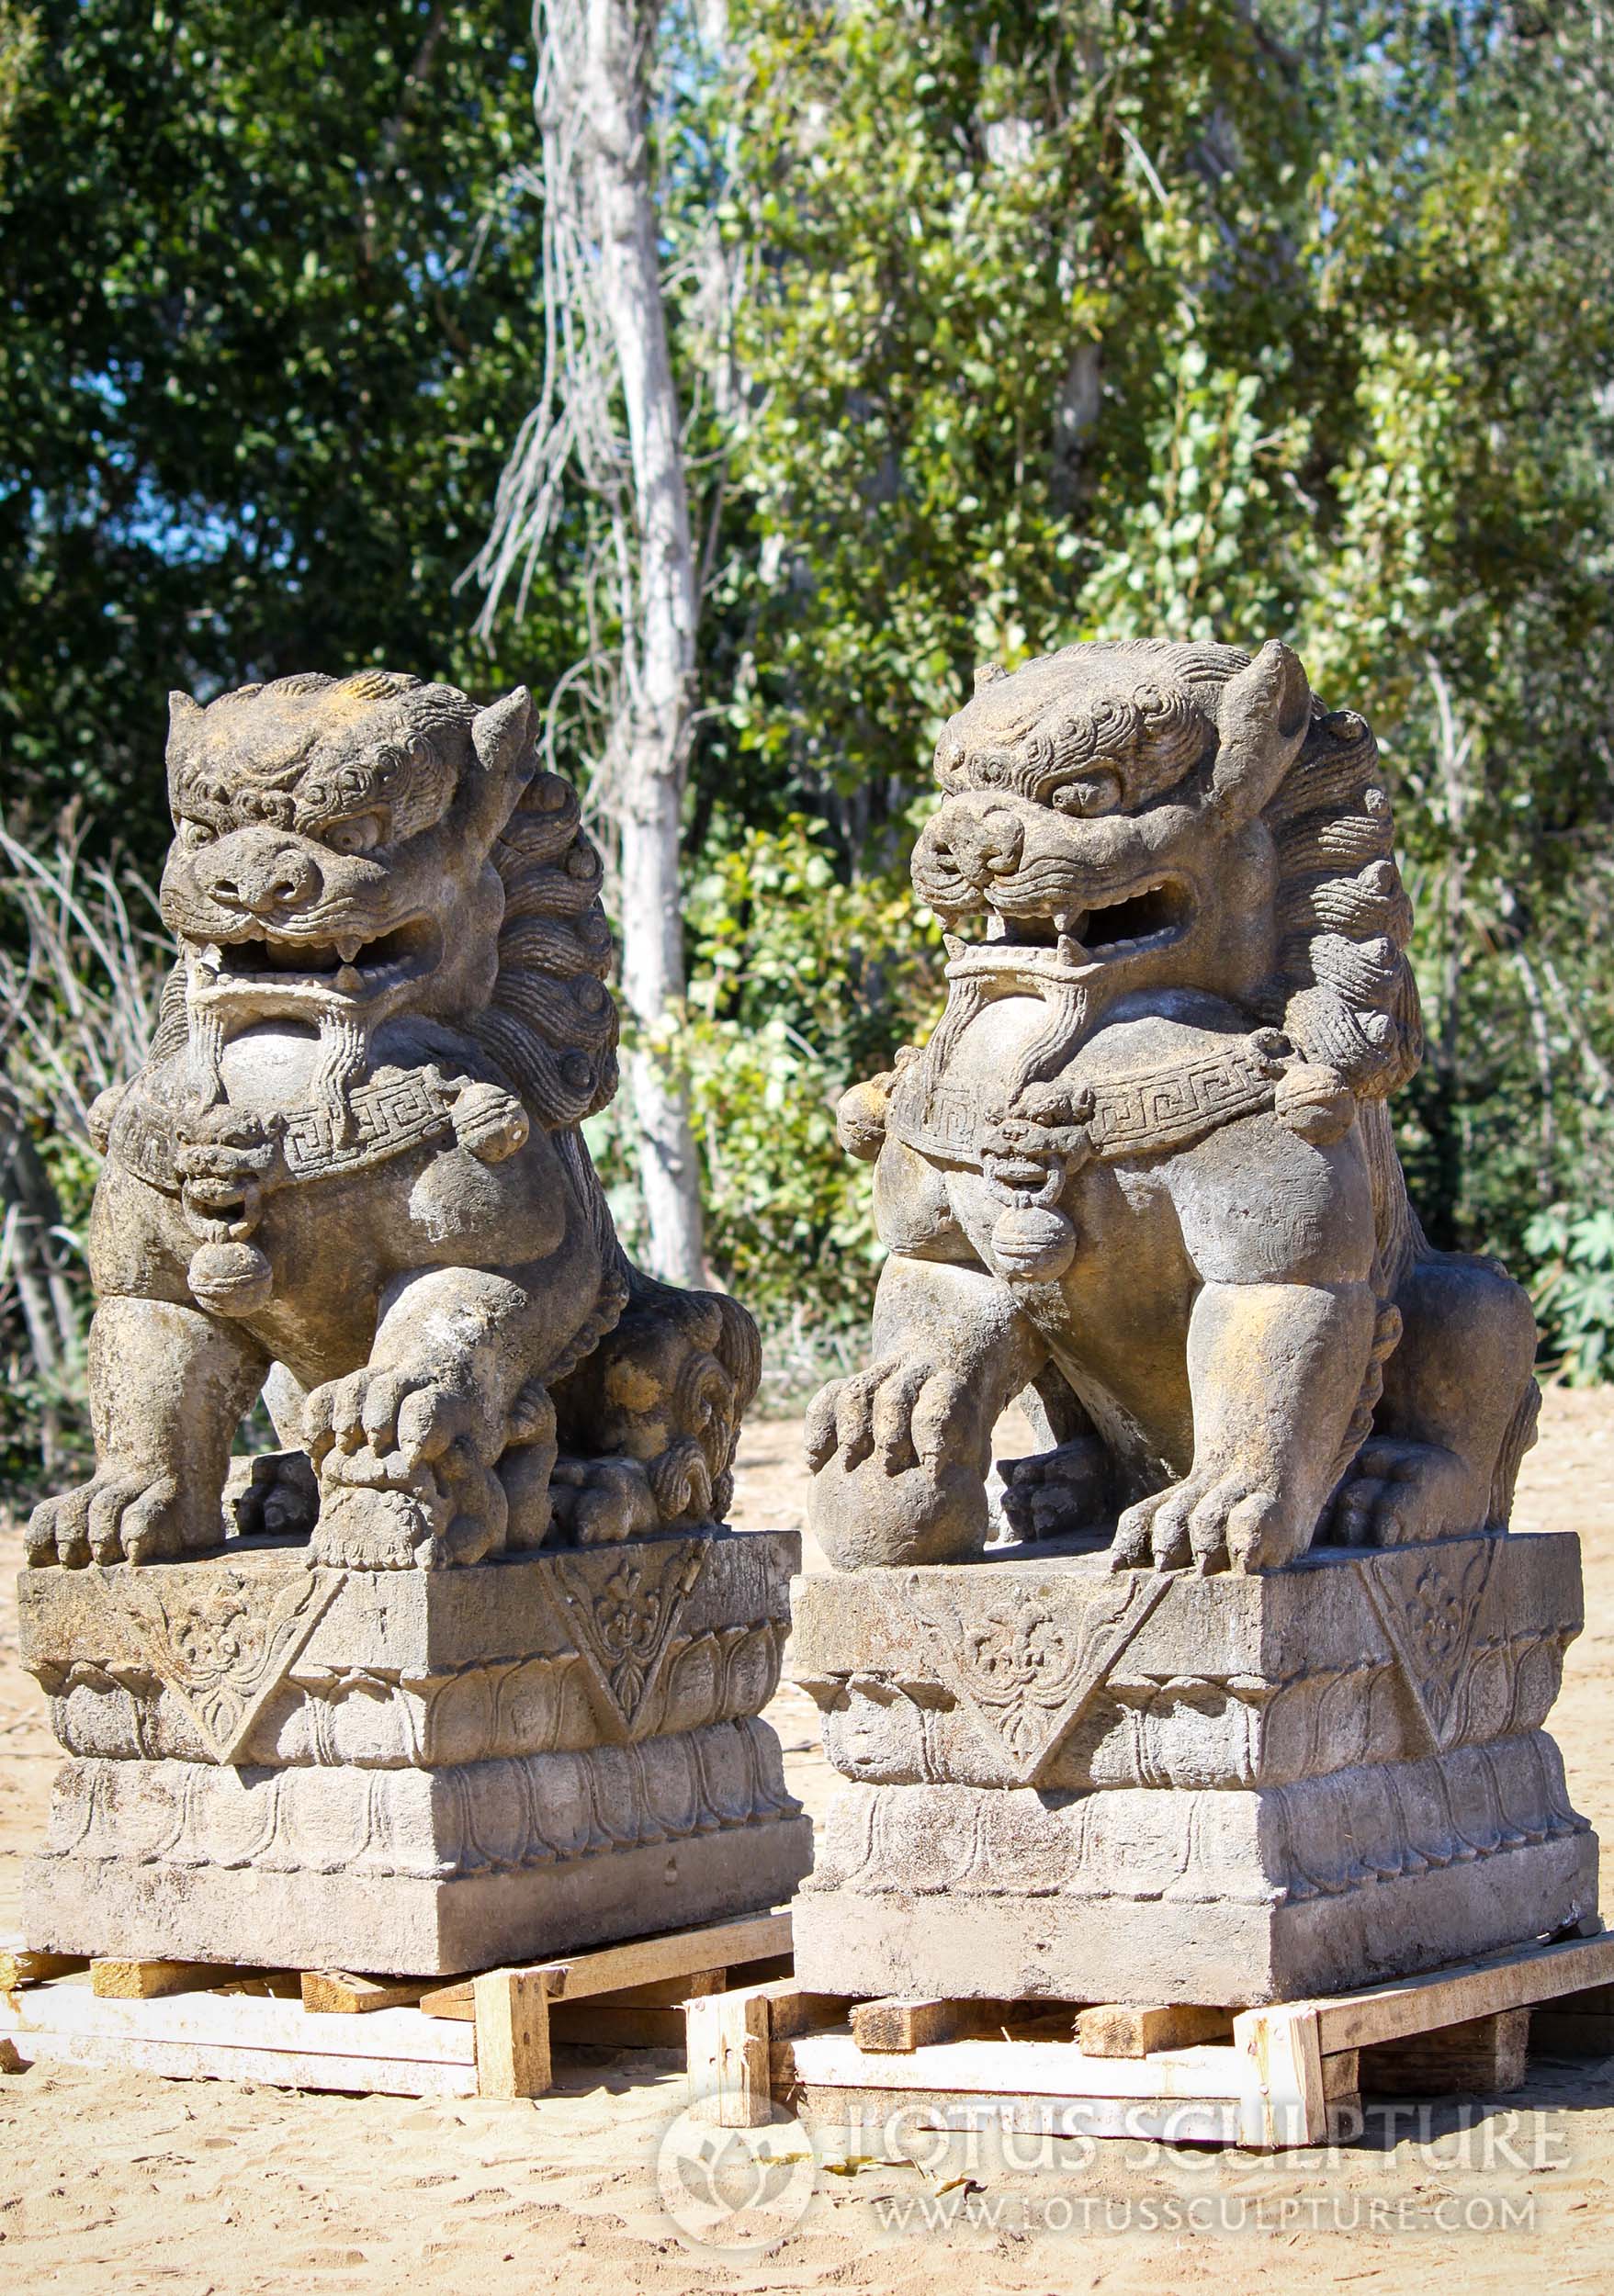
[28,671,757,1570]
[807,638,1540,1574]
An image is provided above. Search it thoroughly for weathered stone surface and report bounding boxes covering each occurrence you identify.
[17,670,807,1975]
[791,1531,1583,1792]
[791,1833,1595,2009]
[27,670,760,1576]
[23,1526,792,1766]
[791,636,1593,2012]
[789,1536,1597,2006]
[803,639,1541,1577]
[25,1528,811,1974]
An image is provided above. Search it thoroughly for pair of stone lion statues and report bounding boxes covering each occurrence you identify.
[28,640,1539,1581]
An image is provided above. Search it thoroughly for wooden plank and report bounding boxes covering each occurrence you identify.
[300,1972,430,2016]
[1363,2009,1529,2098]
[0,1943,86,1991]
[794,2082,1246,2146]
[473,1968,552,2099]
[0,1978,474,2065]
[601,1969,727,2008]
[549,2003,687,2050]
[850,1998,992,2053]
[1234,2005,1328,2148]
[1075,2003,1233,2058]
[3,2025,475,2098]
[1323,2048,1360,2099]
[686,1986,772,2127]
[420,1909,791,2020]
[1311,1931,1614,2054]
[418,1980,476,2022]
[788,2031,1256,2105]
[92,1958,224,2001]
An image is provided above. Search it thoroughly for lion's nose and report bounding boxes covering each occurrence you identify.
[198,836,322,917]
[925,807,1024,887]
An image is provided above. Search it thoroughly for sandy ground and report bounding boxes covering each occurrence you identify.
[0,1392,1610,2293]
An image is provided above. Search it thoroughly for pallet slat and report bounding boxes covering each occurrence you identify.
[713,1930,1614,2154]
[301,1972,430,2016]
[0,1979,475,2064]
[6,2025,476,2098]
[0,1911,798,2104]
[420,1908,792,2020]
[1310,1931,1612,2053]
[789,2032,1260,2104]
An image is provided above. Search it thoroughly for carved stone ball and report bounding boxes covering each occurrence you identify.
[186,1240,275,1318]
[989,1202,1078,1283]
[1273,1063,1357,1146]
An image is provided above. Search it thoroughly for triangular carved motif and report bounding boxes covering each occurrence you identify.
[1356,1541,1496,1753]
[543,1538,708,1743]
[106,1561,338,1764]
[902,1569,1170,1785]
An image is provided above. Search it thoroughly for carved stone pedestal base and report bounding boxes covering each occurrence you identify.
[788,1533,1597,2008]
[20,1527,811,1976]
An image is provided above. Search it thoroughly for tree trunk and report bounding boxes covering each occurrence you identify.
[577,0,706,1285]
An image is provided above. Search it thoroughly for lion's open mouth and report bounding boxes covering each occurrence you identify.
[188,917,441,998]
[980,878,1194,965]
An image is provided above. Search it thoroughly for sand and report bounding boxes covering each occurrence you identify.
[0,1390,1610,2293]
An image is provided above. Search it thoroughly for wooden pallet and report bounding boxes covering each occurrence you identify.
[0,1908,793,2100]
[687,1927,1614,2149]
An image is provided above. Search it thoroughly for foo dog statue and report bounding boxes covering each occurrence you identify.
[807,638,1540,1574]
[789,638,1590,2011]
[28,670,757,1572]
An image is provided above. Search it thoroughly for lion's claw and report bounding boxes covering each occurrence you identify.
[27,1469,213,1568]
[305,1368,505,1570]
[806,1355,967,1480]
[1112,1470,1296,1575]
[1325,1438,1484,1548]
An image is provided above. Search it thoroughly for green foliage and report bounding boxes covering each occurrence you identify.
[710,0,1614,1284]
[1525,1206,1614,1388]
[586,812,942,1377]
[0,0,574,851]
[3,0,1613,1449]
[683,814,942,1324]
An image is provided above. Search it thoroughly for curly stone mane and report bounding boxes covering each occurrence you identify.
[1162,641,1424,1104]
[475,757,620,1131]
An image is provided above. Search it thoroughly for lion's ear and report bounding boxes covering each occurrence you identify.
[1207,641,1311,825]
[471,686,536,780]
[166,691,202,752]
[459,686,538,845]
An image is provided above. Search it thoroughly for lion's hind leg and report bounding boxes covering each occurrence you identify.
[1326,1253,1541,1547]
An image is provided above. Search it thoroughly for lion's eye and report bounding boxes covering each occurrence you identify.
[325,814,384,856]
[1052,767,1123,817]
[177,820,217,849]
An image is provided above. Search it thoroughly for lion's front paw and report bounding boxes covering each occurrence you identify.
[805,1355,987,1568]
[804,1355,968,1479]
[27,1469,215,1568]
[303,1367,484,1471]
[1111,1470,1304,1575]
[304,1369,507,1570]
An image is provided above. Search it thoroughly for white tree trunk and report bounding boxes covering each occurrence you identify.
[578,0,706,1285]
